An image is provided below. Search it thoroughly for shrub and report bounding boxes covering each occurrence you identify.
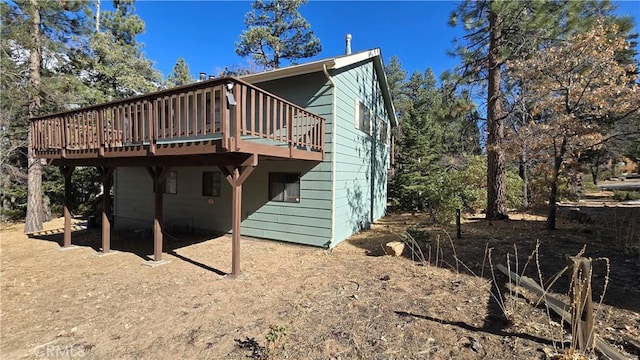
[406,226,431,245]
[506,167,525,209]
[50,204,63,218]
[599,169,614,181]
[581,174,598,193]
[528,165,582,207]
[0,208,24,222]
[452,155,524,212]
[613,190,640,201]
[389,155,524,223]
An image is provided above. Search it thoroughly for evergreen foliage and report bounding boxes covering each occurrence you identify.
[1,0,91,225]
[84,0,161,102]
[167,57,194,88]
[386,59,485,223]
[236,0,321,69]
[1,0,161,223]
[448,0,638,224]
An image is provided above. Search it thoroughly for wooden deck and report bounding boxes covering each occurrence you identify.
[29,76,326,277]
[30,76,325,165]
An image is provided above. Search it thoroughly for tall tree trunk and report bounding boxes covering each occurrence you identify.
[590,151,601,185]
[521,142,529,208]
[590,166,598,185]
[95,0,101,32]
[486,5,508,221]
[24,0,43,233]
[546,170,558,230]
[546,137,567,230]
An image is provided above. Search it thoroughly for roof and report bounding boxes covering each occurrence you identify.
[240,49,398,126]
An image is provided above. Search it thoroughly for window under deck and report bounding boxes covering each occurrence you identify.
[30,76,325,164]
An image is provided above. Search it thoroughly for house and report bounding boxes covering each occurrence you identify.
[29,47,397,276]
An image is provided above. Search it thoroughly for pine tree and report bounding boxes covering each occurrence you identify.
[1,0,163,225]
[448,0,633,220]
[449,1,588,220]
[1,0,90,229]
[236,0,321,70]
[167,57,194,88]
[384,56,408,113]
[86,0,161,102]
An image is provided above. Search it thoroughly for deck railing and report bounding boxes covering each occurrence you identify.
[30,76,325,158]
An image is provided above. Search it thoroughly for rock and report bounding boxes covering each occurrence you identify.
[384,242,405,256]
[469,337,482,353]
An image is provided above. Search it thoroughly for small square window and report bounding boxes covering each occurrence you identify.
[378,117,389,144]
[202,171,221,197]
[164,171,177,194]
[355,99,371,134]
[269,173,300,203]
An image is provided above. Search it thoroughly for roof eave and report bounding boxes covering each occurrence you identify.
[240,48,397,127]
[240,59,337,83]
[371,55,398,127]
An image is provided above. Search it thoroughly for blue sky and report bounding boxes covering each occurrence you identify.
[130,1,639,81]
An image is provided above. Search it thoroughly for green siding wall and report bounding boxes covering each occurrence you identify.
[241,72,334,246]
[255,72,335,162]
[114,161,333,247]
[330,60,391,245]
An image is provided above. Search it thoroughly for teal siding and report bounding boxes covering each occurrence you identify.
[240,160,332,246]
[330,60,391,245]
[114,160,333,247]
[256,72,335,162]
[241,73,334,247]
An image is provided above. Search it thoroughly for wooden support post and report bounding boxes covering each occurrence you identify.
[221,84,229,151]
[233,83,241,150]
[231,167,242,275]
[59,166,75,247]
[154,178,163,261]
[100,167,115,253]
[219,154,257,277]
[146,166,169,263]
[568,256,594,351]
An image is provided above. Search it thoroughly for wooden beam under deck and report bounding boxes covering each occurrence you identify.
[48,149,297,168]
[100,166,115,254]
[60,165,75,248]
[219,153,257,277]
[146,166,170,263]
[36,138,322,162]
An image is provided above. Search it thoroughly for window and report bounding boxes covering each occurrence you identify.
[164,171,177,194]
[355,99,371,134]
[269,173,300,203]
[378,117,389,144]
[202,171,222,197]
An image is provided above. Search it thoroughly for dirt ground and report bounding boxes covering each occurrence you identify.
[1,204,639,359]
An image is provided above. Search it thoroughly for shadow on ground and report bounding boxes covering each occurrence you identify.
[350,208,640,314]
[29,226,229,276]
